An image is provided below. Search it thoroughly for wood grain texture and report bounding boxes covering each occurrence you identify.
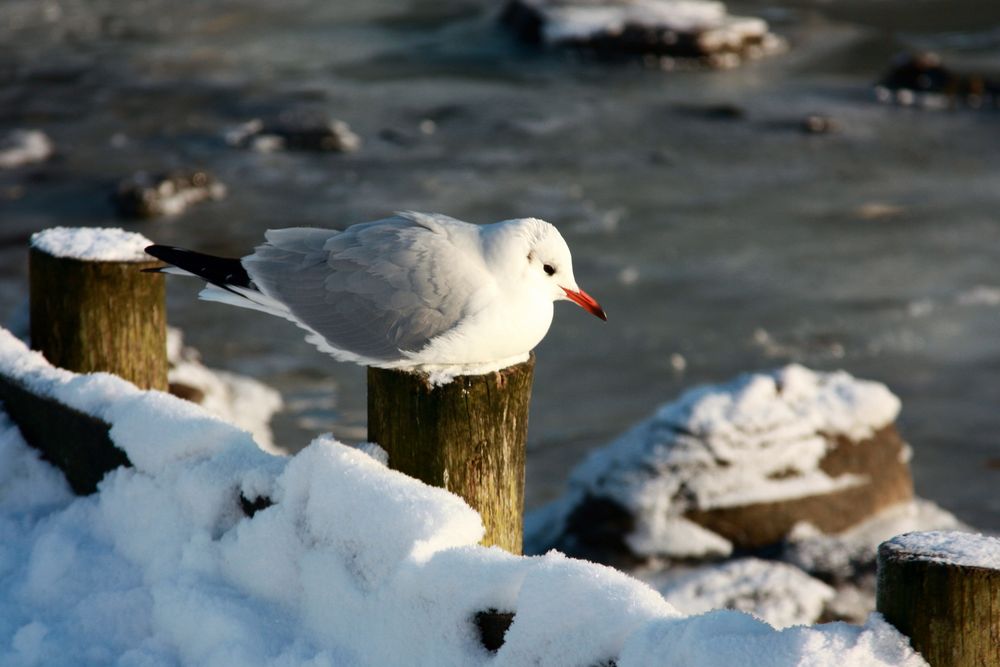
[29,246,167,391]
[877,540,1000,667]
[367,355,535,554]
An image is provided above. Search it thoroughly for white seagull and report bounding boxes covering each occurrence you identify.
[146,211,606,375]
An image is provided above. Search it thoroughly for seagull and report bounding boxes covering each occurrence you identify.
[146,211,606,375]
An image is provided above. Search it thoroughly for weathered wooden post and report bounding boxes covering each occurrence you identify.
[29,227,167,391]
[368,355,535,554]
[877,531,1000,667]
[3,227,168,494]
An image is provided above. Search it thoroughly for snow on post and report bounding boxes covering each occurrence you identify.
[876,531,1000,667]
[367,355,535,554]
[29,227,167,392]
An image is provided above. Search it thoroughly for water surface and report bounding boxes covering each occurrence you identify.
[2,0,999,529]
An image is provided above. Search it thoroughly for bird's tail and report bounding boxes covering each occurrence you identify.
[144,245,291,319]
[144,245,252,293]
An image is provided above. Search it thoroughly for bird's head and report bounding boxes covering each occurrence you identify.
[496,218,607,321]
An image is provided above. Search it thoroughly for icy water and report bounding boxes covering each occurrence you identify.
[2,0,1000,530]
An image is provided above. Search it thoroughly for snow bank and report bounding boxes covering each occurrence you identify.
[628,498,966,626]
[650,558,835,629]
[30,227,153,263]
[883,531,1000,570]
[0,331,927,665]
[618,612,925,667]
[533,365,901,559]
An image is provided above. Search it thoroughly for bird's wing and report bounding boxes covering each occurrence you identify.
[241,212,491,364]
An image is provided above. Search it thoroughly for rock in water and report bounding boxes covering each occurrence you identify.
[0,130,54,169]
[501,0,784,68]
[225,111,361,153]
[800,114,837,135]
[528,365,914,565]
[875,52,1000,110]
[113,169,226,219]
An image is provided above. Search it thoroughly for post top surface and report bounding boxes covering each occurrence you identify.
[881,530,1000,570]
[31,226,153,263]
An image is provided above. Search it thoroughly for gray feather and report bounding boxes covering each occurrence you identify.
[241,213,488,363]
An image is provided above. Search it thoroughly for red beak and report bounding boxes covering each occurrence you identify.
[562,286,607,321]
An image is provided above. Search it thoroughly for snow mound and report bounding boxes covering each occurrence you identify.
[653,558,835,629]
[30,227,153,263]
[0,330,927,665]
[618,612,926,667]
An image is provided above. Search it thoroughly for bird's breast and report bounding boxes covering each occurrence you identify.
[415,289,554,365]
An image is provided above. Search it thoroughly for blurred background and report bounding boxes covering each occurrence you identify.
[2,0,999,530]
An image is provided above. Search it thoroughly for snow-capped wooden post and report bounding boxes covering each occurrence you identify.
[29,227,168,391]
[367,355,535,554]
[876,531,1000,667]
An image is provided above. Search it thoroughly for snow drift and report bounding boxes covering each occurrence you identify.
[0,328,926,666]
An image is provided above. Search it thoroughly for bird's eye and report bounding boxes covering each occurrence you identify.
[543,264,556,276]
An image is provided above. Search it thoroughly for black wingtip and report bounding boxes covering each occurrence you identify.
[144,244,176,262]
[141,244,252,291]
[142,245,168,273]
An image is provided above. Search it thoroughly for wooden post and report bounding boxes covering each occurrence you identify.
[876,532,1000,667]
[0,372,127,494]
[29,243,167,391]
[368,355,535,554]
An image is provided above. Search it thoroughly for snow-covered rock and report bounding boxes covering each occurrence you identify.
[501,0,785,68]
[785,499,967,582]
[528,365,911,562]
